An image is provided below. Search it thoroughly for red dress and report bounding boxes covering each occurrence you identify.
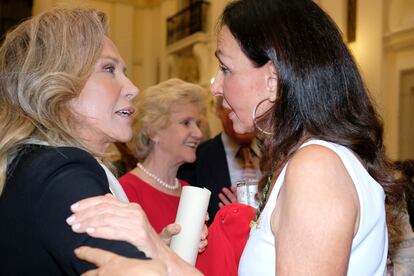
[119,172,188,233]
[196,203,255,276]
[120,173,253,276]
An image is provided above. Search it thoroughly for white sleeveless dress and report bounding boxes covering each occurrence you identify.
[238,140,388,276]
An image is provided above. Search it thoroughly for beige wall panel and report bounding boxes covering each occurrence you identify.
[133,7,164,89]
[385,48,414,159]
[318,0,347,36]
[33,0,56,15]
[112,3,135,82]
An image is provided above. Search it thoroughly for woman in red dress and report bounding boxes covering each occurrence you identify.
[119,78,206,233]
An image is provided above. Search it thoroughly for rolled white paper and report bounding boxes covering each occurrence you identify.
[170,186,211,265]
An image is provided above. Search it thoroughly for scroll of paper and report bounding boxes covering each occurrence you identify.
[170,186,211,265]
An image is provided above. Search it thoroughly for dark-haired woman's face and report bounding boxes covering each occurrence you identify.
[211,26,276,134]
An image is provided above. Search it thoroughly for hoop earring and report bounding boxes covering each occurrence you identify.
[252,98,274,135]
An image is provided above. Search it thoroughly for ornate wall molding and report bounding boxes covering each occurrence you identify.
[386,0,414,33]
[166,32,211,85]
[384,27,414,51]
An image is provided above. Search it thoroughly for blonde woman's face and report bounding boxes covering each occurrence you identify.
[153,102,203,164]
[71,37,139,153]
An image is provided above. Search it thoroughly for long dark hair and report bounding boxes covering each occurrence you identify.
[220,0,403,214]
[394,160,414,230]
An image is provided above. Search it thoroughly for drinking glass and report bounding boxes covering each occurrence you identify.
[236,178,259,208]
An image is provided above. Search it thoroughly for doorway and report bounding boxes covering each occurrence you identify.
[399,69,414,160]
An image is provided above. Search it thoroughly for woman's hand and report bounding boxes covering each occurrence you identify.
[75,246,167,276]
[159,223,181,245]
[198,223,208,253]
[159,215,209,253]
[67,194,204,275]
[66,194,163,258]
[218,186,238,208]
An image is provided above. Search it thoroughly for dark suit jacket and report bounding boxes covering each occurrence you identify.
[178,133,231,219]
[0,144,146,275]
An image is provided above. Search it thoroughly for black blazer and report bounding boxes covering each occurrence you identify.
[0,144,146,275]
[178,133,231,219]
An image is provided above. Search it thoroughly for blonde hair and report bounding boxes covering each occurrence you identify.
[0,8,108,193]
[128,78,206,160]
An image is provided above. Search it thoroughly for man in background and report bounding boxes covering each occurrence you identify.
[178,96,261,219]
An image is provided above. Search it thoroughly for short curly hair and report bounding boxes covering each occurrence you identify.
[128,78,206,160]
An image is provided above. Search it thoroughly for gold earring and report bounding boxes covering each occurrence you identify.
[252,98,274,135]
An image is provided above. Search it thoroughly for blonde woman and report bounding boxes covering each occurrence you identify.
[0,7,167,275]
[119,78,206,233]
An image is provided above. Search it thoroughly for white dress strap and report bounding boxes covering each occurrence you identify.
[99,163,129,203]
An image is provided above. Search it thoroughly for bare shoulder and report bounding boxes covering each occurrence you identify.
[286,144,355,190]
[284,143,358,202]
[289,144,345,172]
[272,143,359,236]
[271,144,359,274]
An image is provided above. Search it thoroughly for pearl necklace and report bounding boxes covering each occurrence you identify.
[137,163,180,190]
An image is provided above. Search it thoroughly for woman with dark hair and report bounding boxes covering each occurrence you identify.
[68,0,402,275]
[212,0,398,275]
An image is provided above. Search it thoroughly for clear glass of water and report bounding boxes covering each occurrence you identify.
[236,178,259,208]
